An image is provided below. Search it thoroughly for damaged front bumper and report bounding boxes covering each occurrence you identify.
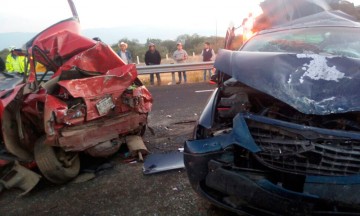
[184,113,360,215]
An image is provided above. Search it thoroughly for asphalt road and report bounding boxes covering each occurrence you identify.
[0,83,238,216]
[147,82,216,126]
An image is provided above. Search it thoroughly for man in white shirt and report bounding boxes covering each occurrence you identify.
[172,42,188,84]
[117,42,132,64]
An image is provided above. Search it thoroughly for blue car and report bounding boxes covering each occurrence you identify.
[185,10,360,215]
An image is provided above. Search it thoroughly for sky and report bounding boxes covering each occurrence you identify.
[1,0,360,49]
[0,0,263,34]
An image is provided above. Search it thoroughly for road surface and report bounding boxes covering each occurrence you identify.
[148,82,216,126]
[0,83,238,216]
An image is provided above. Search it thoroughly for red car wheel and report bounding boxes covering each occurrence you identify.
[34,136,80,184]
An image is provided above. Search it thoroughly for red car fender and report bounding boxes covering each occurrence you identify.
[42,95,68,144]
[133,86,153,114]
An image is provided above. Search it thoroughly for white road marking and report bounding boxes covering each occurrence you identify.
[195,89,214,93]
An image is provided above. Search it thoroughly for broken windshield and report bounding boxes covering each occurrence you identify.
[242,27,360,58]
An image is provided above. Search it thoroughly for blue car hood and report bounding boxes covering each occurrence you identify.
[214,50,360,115]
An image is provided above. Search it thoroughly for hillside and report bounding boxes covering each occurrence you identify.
[0,25,217,51]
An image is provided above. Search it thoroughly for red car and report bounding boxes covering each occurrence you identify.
[0,15,152,184]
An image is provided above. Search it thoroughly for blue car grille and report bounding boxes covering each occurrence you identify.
[249,121,360,176]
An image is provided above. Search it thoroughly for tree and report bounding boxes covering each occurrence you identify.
[176,34,191,45]
[327,1,360,19]
[112,38,147,63]
[146,38,168,59]
[160,40,177,54]
[205,36,227,52]
[109,34,226,63]
[146,38,162,46]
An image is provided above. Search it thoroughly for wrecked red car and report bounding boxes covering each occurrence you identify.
[0,16,152,184]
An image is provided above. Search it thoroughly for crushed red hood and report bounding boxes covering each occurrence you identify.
[26,17,127,81]
[0,16,152,162]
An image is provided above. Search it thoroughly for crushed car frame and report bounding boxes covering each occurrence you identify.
[0,1,152,185]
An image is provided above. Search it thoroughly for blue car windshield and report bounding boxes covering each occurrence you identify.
[241,27,360,58]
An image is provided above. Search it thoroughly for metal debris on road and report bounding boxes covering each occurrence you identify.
[0,161,41,196]
[143,151,184,175]
[126,135,149,162]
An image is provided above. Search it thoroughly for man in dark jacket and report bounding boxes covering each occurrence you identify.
[200,42,216,81]
[145,43,161,85]
[0,57,5,72]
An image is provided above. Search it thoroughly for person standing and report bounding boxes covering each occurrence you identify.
[145,43,162,85]
[200,42,216,81]
[0,57,5,72]
[5,46,27,76]
[117,42,132,64]
[172,42,188,84]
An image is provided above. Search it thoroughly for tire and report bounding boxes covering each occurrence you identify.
[34,136,80,184]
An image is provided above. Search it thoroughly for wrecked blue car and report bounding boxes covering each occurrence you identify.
[184,11,360,215]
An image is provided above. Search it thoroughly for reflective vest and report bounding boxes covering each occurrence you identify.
[5,54,27,73]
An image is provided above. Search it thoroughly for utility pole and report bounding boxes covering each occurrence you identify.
[215,19,218,47]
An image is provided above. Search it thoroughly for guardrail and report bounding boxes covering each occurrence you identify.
[36,72,54,81]
[35,61,215,82]
[136,61,214,75]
